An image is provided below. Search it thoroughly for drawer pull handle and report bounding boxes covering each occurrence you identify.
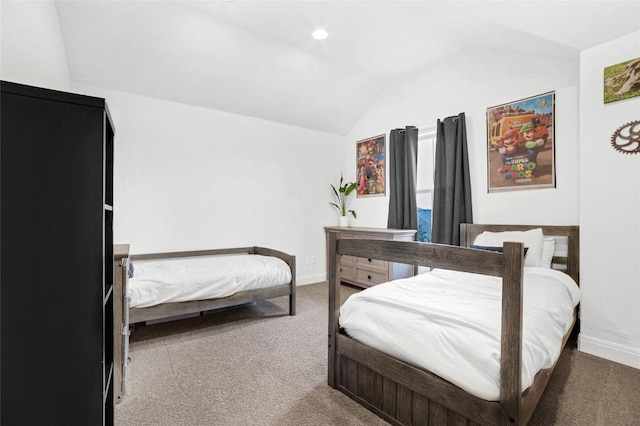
[368,258,372,262]
[367,275,372,280]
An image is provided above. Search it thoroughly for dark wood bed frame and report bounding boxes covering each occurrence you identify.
[327,224,579,425]
[129,246,296,324]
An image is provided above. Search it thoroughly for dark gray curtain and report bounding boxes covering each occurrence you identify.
[432,113,473,245]
[387,126,418,231]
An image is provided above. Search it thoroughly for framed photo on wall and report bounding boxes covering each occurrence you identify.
[486,91,556,193]
[604,57,640,104]
[356,134,385,197]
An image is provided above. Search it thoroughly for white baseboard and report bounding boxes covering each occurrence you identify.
[296,273,326,286]
[578,333,640,369]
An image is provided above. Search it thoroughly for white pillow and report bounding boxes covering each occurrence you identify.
[541,237,555,269]
[472,228,544,267]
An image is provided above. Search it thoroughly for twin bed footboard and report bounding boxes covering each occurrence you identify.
[332,310,576,426]
[335,336,493,425]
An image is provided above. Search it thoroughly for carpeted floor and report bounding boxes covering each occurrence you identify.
[115,282,640,426]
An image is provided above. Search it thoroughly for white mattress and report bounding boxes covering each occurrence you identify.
[339,267,580,401]
[128,254,292,308]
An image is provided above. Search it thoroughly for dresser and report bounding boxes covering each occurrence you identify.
[1,80,115,425]
[325,227,417,288]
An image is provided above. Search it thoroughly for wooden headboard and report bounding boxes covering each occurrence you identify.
[460,224,580,285]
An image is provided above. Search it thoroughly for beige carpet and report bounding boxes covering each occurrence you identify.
[116,282,640,426]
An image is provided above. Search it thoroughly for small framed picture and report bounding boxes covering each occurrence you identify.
[356,134,385,197]
[604,57,640,104]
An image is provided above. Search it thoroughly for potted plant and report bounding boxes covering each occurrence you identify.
[330,174,357,226]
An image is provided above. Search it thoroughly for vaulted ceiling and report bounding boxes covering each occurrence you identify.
[55,1,640,135]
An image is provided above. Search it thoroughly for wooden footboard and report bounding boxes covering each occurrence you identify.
[333,312,576,426]
[327,225,580,426]
[335,334,493,425]
[129,246,296,324]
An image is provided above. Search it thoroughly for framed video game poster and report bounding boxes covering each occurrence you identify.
[356,134,385,197]
[486,91,556,193]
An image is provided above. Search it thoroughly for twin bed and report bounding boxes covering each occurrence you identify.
[327,224,580,425]
[127,246,296,324]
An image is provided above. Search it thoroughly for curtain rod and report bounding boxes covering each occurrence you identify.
[418,112,464,129]
[391,126,419,132]
[391,124,437,134]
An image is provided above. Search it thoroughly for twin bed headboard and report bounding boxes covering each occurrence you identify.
[460,224,580,285]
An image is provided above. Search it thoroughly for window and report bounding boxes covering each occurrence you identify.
[416,127,436,242]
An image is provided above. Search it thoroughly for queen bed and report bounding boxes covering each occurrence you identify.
[327,224,579,425]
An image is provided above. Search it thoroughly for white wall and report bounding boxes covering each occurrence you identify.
[1,1,347,286]
[0,1,70,90]
[346,47,580,228]
[71,84,346,285]
[578,31,640,369]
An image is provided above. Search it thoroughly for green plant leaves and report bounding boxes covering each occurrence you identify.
[330,174,357,217]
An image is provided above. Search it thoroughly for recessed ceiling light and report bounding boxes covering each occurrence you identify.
[312,29,328,40]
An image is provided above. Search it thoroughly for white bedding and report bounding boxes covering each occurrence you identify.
[339,267,580,401]
[128,254,292,308]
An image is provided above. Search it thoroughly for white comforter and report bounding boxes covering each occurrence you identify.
[339,267,580,401]
[128,254,292,308]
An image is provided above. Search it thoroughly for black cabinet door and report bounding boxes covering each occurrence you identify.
[1,85,105,425]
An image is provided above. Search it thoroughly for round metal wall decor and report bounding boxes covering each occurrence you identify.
[611,120,640,154]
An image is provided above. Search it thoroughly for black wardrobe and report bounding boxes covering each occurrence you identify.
[1,81,115,425]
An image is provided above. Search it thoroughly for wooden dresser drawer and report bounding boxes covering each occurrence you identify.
[355,267,388,286]
[356,256,387,269]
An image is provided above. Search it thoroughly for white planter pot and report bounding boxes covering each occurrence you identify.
[339,216,349,227]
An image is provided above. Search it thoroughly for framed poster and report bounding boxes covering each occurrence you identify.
[604,57,640,104]
[356,134,385,197]
[486,92,555,193]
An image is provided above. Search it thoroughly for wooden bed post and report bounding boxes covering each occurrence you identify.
[568,226,580,285]
[253,246,296,315]
[327,231,340,388]
[289,261,297,316]
[500,241,525,424]
[460,223,469,247]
